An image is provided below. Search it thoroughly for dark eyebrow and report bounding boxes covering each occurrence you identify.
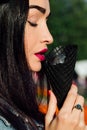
[29,5,46,14]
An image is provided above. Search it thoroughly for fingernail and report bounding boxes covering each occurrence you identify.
[48,90,51,96]
[71,84,78,93]
[72,81,77,86]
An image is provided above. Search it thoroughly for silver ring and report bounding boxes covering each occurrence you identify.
[73,104,83,112]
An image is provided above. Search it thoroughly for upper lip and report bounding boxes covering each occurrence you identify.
[35,48,48,54]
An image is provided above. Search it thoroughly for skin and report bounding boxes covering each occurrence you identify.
[46,85,87,130]
[24,0,53,72]
[24,0,87,130]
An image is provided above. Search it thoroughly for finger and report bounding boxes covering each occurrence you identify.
[79,109,85,127]
[71,95,84,125]
[60,85,78,113]
[72,95,84,117]
[75,110,86,130]
[45,90,57,127]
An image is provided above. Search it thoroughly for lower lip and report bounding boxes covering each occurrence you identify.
[35,54,46,61]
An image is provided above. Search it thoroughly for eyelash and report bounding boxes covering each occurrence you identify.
[27,21,38,27]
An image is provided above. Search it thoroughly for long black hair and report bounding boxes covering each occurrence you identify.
[0,0,44,128]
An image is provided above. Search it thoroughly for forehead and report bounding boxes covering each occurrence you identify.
[29,0,50,12]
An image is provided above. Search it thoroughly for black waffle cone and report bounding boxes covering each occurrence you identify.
[42,45,78,109]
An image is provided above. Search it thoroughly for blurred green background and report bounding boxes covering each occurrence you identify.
[48,0,87,60]
[48,0,87,102]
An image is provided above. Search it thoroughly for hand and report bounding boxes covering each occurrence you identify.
[45,85,87,130]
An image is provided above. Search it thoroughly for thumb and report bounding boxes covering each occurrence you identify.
[45,90,57,126]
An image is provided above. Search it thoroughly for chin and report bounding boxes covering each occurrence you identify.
[30,63,42,72]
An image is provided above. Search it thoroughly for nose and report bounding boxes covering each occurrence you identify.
[40,23,53,44]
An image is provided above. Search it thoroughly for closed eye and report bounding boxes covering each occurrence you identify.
[27,20,38,27]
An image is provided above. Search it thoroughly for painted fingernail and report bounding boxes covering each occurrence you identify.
[48,90,51,96]
[72,81,77,86]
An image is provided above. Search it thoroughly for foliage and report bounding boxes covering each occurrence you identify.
[48,0,87,60]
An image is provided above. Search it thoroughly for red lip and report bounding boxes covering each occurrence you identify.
[38,48,48,54]
[35,48,48,61]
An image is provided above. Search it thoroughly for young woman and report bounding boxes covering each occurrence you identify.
[0,0,86,130]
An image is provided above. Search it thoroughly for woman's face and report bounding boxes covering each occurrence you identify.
[24,0,53,72]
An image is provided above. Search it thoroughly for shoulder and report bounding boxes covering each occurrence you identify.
[0,115,16,130]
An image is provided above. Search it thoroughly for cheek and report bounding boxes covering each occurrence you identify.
[24,36,42,72]
[24,26,32,66]
[24,25,42,71]
[24,26,34,56]
[24,36,31,59]
[24,26,38,50]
